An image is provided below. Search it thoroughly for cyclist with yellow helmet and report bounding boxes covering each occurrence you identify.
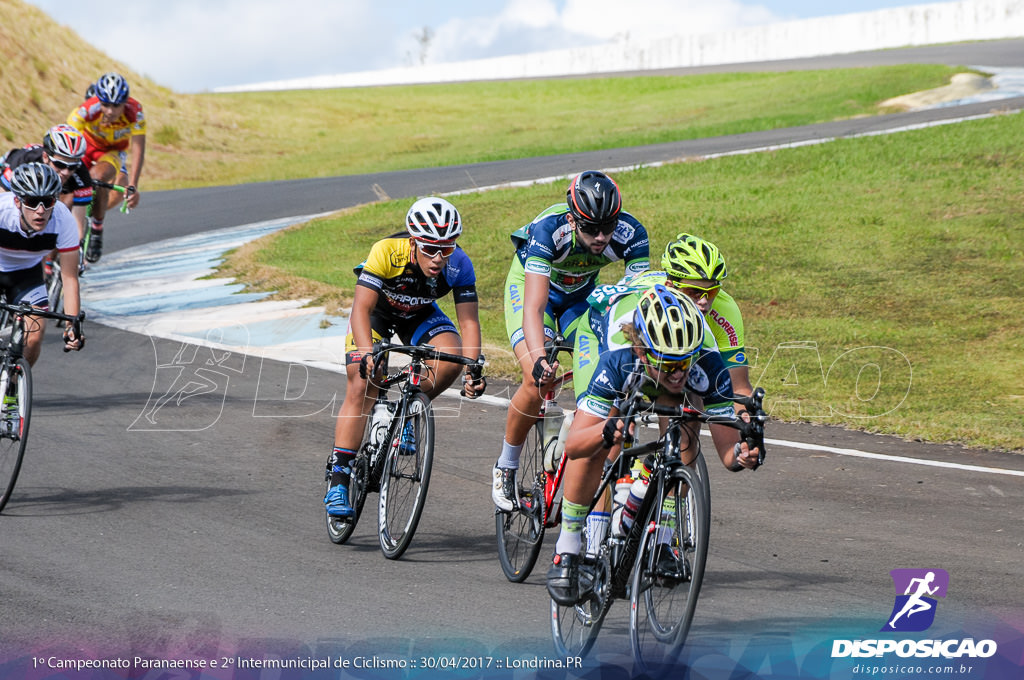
[581,233,750,395]
[548,285,761,605]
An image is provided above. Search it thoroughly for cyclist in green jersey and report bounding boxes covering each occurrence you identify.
[492,171,649,512]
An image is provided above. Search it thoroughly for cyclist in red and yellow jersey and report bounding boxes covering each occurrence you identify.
[67,72,146,263]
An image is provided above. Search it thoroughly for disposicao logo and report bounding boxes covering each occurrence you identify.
[831,569,998,660]
[883,568,948,632]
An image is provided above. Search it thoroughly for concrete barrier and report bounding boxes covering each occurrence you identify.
[216,0,1024,92]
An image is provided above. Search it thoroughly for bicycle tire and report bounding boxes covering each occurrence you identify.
[495,419,548,582]
[325,449,371,544]
[550,540,611,658]
[629,463,710,676]
[0,358,33,514]
[325,416,376,544]
[377,391,434,559]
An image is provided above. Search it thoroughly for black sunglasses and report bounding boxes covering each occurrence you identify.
[51,158,80,171]
[576,219,617,236]
[20,195,57,210]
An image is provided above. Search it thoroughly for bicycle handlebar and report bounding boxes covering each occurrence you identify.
[90,180,130,213]
[0,301,86,353]
[544,333,573,365]
[622,387,769,468]
[360,340,485,388]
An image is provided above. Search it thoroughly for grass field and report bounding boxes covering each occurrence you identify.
[221,109,1024,453]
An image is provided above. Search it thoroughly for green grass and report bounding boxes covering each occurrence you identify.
[227,111,1024,453]
[178,64,965,188]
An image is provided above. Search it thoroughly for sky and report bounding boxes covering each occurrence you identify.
[26,0,932,93]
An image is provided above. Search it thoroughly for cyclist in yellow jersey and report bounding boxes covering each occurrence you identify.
[67,73,146,263]
[324,197,486,518]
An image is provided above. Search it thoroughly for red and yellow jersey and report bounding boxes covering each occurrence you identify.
[67,96,146,152]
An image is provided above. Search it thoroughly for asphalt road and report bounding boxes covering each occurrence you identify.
[1,41,1022,679]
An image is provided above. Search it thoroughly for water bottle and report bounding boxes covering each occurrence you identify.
[611,476,633,537]
[620,461,652,533]
[542,409,562,450]
[369,401,392,446]
[585,511,610,557]
[544,410,574,472]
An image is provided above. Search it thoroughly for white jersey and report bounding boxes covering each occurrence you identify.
[0,192,79,272]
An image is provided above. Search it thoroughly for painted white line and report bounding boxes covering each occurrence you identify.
[438,391,1023,477]
[758,434,1024,477]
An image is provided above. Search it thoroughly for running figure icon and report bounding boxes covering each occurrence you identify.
[883,568,949,632]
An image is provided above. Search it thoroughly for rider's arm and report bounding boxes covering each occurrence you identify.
[57,248,81,318]
[453,299,482,361]
[564,407,619,460]
[522,270,552,372]
[126,135,145,207]
[348,285,379,357]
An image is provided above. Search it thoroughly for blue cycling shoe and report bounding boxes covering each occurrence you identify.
[398,420,416,455]
[324,483,354,517]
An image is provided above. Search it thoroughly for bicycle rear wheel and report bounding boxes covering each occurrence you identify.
[378,392,434,559]
[325,449,371,544]
[495,419,548,582]
[0,358,33,514]
[629,464,710,676]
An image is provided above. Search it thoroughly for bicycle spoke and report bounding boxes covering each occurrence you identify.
[496,420,548,582]
[378,393,434,559]
[0,359,33,514]
[630,467,709,675]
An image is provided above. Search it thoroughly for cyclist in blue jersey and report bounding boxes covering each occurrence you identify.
[547,285,763,605]
[324,197,487,518]
[492,170,649,511]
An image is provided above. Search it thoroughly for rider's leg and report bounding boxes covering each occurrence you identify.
[325,354,380,516]
[417,330,463,400]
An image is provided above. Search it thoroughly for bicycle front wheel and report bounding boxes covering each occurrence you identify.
[378,392,434,559]
[496,419,548,582]
[630,464,710,676]
[0,358,33,514]
[551,549,610,659]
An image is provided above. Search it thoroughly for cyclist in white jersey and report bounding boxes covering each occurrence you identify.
[0,163,84,364]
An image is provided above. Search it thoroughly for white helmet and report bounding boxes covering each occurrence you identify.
[405,197,462,241]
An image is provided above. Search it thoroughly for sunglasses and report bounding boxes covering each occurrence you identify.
[576,219,617,237]
[667,279,721,300]
[645,350,694,375]
[19,195,57,210]
[417,242,456,259]
[51,158,80,171]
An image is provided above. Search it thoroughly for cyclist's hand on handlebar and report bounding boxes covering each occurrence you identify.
[125,185,140,209]
[358,353,373,380]
[62,325,84,352]
[531,356,558,386]
[461,355,487,398]
[602,417,633,450]
[461,372,487,399]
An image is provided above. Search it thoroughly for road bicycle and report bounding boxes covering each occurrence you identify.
[0,299,85,513]
[325,341,484,560]
[45,179,128,319]
[495,334,575,582]
[550,387,767,675]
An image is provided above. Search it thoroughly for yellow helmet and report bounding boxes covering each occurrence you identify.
[661,233,728,281]
[633,284,704,360]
